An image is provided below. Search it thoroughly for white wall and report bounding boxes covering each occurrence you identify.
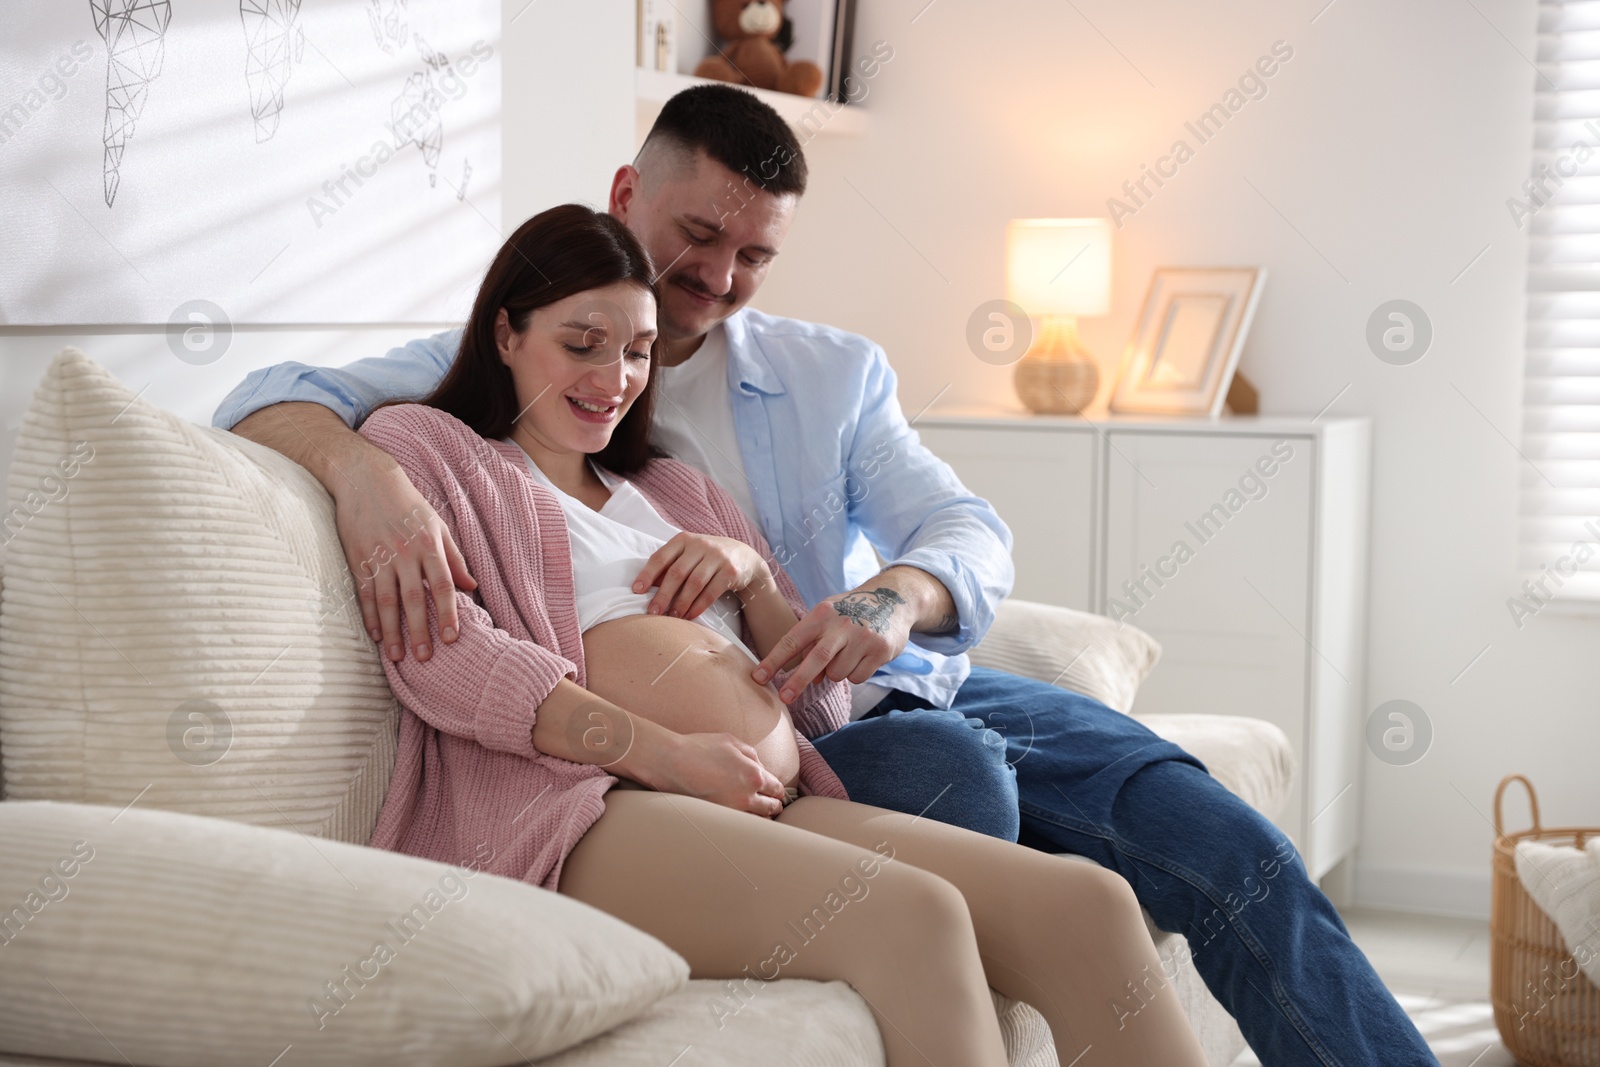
[752,0,1584,917]
[5,0,1585,918]
[0,0,634,469]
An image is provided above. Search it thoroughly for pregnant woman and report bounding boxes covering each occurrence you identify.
[358,204,1208,1067]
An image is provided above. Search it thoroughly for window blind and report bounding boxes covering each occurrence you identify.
[1521,0,1600,601]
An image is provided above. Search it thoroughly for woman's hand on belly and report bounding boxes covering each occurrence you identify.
[647,732,788,818]
[582,614,803,790]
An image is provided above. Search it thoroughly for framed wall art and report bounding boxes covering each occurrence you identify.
[0,0,501,325]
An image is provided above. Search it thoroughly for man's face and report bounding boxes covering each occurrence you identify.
[611,150,797,345]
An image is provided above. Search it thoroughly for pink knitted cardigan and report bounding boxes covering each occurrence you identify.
[357,403,850,890]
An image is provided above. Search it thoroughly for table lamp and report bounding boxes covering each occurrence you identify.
[1006,218,1112,414]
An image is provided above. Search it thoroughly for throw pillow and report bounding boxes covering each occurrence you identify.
[0,801,688,1065]
[967,597,1162,712]
[1,348,395,842]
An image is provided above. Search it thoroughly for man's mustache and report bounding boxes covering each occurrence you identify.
[669,273,733,304]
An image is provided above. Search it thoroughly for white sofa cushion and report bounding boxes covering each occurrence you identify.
[1133,713,1296,823]
[0,348,396,842]
[993,989,1056,1067]
[969,597,1297,821]
[0,800,688,1066]
[968,598,1161,713]
[527,983,1126,1067]
[534,978,884,1066]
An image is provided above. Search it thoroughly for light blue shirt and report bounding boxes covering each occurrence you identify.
[213,306,1015,708]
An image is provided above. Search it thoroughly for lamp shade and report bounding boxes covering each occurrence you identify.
[1005,218,1112,317]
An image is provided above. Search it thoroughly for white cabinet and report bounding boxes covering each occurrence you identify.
[914,426,1097,611]
[916,411,1371,880]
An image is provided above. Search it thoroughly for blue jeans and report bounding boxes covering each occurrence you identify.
[813,666,1436,1067]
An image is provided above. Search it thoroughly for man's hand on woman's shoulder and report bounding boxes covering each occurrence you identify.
[333,437,476,664]
[233,398,478,664]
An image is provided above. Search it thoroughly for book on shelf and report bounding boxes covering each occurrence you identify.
[636,0,676,73]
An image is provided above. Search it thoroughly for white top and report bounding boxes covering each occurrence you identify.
[650,325,763,526]
[504,439,756,662]
[648,326,890,721]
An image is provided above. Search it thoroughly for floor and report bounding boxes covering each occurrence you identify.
[1228,907,1516,1066]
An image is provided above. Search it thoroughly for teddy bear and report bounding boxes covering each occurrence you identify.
[694,0,823,98]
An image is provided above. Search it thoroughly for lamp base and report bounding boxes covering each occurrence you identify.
[1014,316,1099,414]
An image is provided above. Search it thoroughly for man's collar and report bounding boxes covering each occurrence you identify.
[721,309,787,396]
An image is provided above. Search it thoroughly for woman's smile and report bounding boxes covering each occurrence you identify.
[566,393,621,423]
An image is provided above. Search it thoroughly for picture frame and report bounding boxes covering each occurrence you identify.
[826,0,858,103]
[1108,267,1266,418]
[783,0,840,97]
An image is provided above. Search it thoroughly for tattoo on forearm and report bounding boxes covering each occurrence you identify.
[932,612,960,634]
[833,587,906,634]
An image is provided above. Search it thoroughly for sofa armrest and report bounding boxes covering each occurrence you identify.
[968,599,1161,713]
[1131,714,1297,821]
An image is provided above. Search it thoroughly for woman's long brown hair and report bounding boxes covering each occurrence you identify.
[374,204,663,473]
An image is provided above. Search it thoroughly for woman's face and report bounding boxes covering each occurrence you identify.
[496,281,657,457]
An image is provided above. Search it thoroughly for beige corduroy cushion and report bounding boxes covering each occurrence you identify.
[0,348,395,841]
[0,801,688,1065]
[968,598,1162,713]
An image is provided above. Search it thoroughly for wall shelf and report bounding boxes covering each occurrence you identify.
[634,67,867,141]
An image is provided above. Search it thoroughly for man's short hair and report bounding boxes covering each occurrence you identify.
[638,84,808,197]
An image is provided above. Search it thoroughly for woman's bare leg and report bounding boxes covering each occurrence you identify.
[558,788,1009,1067]
[778,797,1210,1067]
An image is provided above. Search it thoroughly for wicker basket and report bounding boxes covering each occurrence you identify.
[1491,774,1600,1066]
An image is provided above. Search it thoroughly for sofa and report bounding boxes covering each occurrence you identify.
[0,350,1296,1066]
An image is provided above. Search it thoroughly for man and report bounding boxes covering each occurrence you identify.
[216,85,1435,1065]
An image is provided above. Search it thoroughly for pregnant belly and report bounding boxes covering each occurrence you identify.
[580,614,800,789]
